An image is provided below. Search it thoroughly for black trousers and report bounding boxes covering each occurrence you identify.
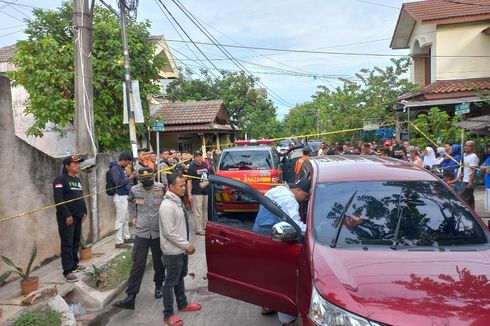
[162,254,188,319]
[126,236,165,295]
[56,214,81,276]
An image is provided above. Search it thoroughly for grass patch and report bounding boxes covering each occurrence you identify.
[85,249,153,291]
[12,308,62,326]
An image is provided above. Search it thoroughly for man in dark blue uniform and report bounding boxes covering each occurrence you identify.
[53,155,88,283]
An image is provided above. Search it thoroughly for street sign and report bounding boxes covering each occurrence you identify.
[455,103,470,115]
[150,120,165,132]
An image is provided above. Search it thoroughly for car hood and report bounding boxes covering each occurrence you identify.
[312,243,490,326]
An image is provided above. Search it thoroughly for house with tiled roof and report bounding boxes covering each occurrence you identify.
[151,99,236,153]
[391,0,490,118]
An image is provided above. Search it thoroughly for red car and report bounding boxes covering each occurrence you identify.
[206,155,490,326]
[214,140,282,213]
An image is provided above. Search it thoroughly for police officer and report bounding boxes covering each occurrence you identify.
[53,155,88,283]
[115,168,166,310]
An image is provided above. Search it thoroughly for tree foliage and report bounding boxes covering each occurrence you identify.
[283,58,418,142]
[8,2,166,151]
[166,69,283,139]
[410,108,462,148]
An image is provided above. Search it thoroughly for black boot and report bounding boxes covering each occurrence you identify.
[154,284,163,299]
[114,294,136,310]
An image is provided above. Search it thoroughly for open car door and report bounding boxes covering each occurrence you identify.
[206,175,303,315]
[280,145,304,184]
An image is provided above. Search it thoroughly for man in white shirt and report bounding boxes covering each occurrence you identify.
[252,178,309,326]
[455,141,479,210]
[252,179,309,235]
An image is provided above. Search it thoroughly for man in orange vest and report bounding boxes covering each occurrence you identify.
[295,145,311,175]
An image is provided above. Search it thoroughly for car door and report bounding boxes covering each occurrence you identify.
[206,175,303,315]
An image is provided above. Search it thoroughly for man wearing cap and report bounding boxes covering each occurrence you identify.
[53,155,88,283]
[114,168,166,310]
[187,151,211,236]
[295,146,311,175]
[252,179,309,326]
[110,152,136,248]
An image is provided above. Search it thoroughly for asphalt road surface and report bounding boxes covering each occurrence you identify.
[85,232,283,326]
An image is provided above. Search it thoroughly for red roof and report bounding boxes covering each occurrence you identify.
[399,77,490,101]
[404,0,490,25]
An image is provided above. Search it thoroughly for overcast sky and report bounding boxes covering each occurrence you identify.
[0,0,413,117]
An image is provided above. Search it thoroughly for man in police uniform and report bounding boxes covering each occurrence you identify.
[115,168,166,310]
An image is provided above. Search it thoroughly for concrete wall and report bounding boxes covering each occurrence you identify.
[409,23,436,85]
[11,85,77,157]
[436,21,490,80]
[0,76,117,276]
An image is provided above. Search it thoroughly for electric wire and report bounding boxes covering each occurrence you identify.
[166,39,490,58]
[153,0,212,78]
[169,0,293,108]
[155,0,222,76]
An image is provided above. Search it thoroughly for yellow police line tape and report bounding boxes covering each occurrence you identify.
[198,122,398,151]
[0,157,285,224]
[0,120,471,223]
[0,159,190,224]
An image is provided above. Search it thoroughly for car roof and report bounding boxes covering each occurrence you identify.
[310,155,439,183]
[223,146,273,152]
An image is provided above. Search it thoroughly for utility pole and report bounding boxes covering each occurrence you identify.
[74,0,98,241]
[119,0,138,157]
[74,0,96,157]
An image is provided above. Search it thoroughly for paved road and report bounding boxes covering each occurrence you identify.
[84,232,282,326]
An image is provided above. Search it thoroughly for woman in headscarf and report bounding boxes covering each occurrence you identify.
[422,147,437,170]
[451,144,462,164]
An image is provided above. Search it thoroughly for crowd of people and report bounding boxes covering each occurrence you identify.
[301,138,485,210]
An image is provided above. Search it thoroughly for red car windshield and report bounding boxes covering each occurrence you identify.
[313,181,488,248]
[219,150,272,171]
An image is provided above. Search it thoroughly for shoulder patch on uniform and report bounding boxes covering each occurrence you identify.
[54,183,63,188]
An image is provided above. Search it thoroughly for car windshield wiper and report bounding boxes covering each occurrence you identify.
[330,191,358,248]
[391,190,404,250]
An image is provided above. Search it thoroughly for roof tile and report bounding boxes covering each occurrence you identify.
[153,100,225,125]
[0,45,16,62]
[404,0,490,24]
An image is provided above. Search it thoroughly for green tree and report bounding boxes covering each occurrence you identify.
[411,108,462,148]
[283,58,418,143]
[8,2,166,151]
[166,70,283,139]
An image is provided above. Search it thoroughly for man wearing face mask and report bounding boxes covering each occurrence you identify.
[114,168,166,310]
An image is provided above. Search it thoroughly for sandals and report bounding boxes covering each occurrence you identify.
[164,316,184,326]
[179,303,202,312]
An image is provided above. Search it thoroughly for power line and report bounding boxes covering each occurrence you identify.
[168,0,293,108]
[0,9,23,22]
[153,0,211,78]
[165,39,490,58]
[155,0,222,76]
[188,14,343,87]
[0,23,24,31]
[0,28,24,38]
[0,0,44,9]
[8,2,30,18]
[353,0,400,10]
